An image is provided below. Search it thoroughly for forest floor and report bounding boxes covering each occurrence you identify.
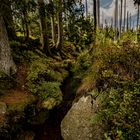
[0,64,35,123]
[0,60,76,139]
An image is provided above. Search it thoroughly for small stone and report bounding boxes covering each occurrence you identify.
[0,102,7,115]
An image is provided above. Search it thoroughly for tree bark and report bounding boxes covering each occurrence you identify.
[137,4,140,30]
[96,0,100,28]
[22,8,29,40]
[49,0,56,46]
[0,0,16,40]
[38,0,50,55]
[114,0,118,39]
[0,16,16,75]
[114,0,118,30]
[124,0,126,31]
[85,0,88,18]
[126,11,129,31]
[56,0,63,50]
[3,0,16,40]
[119,0,123,34]
[129,13,131,29]
[93,0,97,42]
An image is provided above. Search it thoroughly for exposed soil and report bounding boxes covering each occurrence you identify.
[0,89,30,105]
[0,64,30,107]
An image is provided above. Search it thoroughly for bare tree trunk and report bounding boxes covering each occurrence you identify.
[23,9,29,40]
[114,0,118,39]
[126,11,129,31]
[51,16,56,46]
[56,0,63,50]
[133,20,135,30]
[0,16,16,75]
[93,0,97,39]
[49,0,56,46]
[129,13,131,29]
[85,0,88,18]
[119,0,123,35]
[137,4,140,31]
[111,17,113,28]
[114,0,118,30]
[38,0,50,55]
[96,0,100,28]
[124,0,126,31]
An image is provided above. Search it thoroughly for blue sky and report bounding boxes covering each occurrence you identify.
[100,0,113,9]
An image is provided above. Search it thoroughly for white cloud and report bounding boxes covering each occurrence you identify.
[87,0,138,26]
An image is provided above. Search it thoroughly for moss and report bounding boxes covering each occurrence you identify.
[25,50,69,110]
[42,98,58,110]
[37,82,62,99]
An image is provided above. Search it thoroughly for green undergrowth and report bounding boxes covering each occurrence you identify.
[73,35,140,139]
[91,44,140,139]
[10,39,77,110]
[71,50,92,93]
[26,51,70,109]
[0,38,76,112]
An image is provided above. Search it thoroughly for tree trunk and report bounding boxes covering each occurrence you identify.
[96,0,100,28]
[114,0,118,39]
[38,0,50,55]
[114,0,118,30]
[85,0,88,18]
[129,13,131,29]
[0,16,16,76]
[123,0,126,31]
[126,11,129,31]
[23,9,29,40]
[119,0,123,35]
[51,15,56,46]
[49,0,56,46]
[56,0,63,50]
[3,0,16,40]
[93,0,97,41]
[137,4,140,31]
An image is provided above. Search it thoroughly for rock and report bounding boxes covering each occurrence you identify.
[0,102,7,115]
[61,95,104,140]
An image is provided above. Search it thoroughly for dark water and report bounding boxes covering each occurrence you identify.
[34,108,64,140]
[34,77,75,140]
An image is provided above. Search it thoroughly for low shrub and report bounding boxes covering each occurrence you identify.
[75,40,140,139]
